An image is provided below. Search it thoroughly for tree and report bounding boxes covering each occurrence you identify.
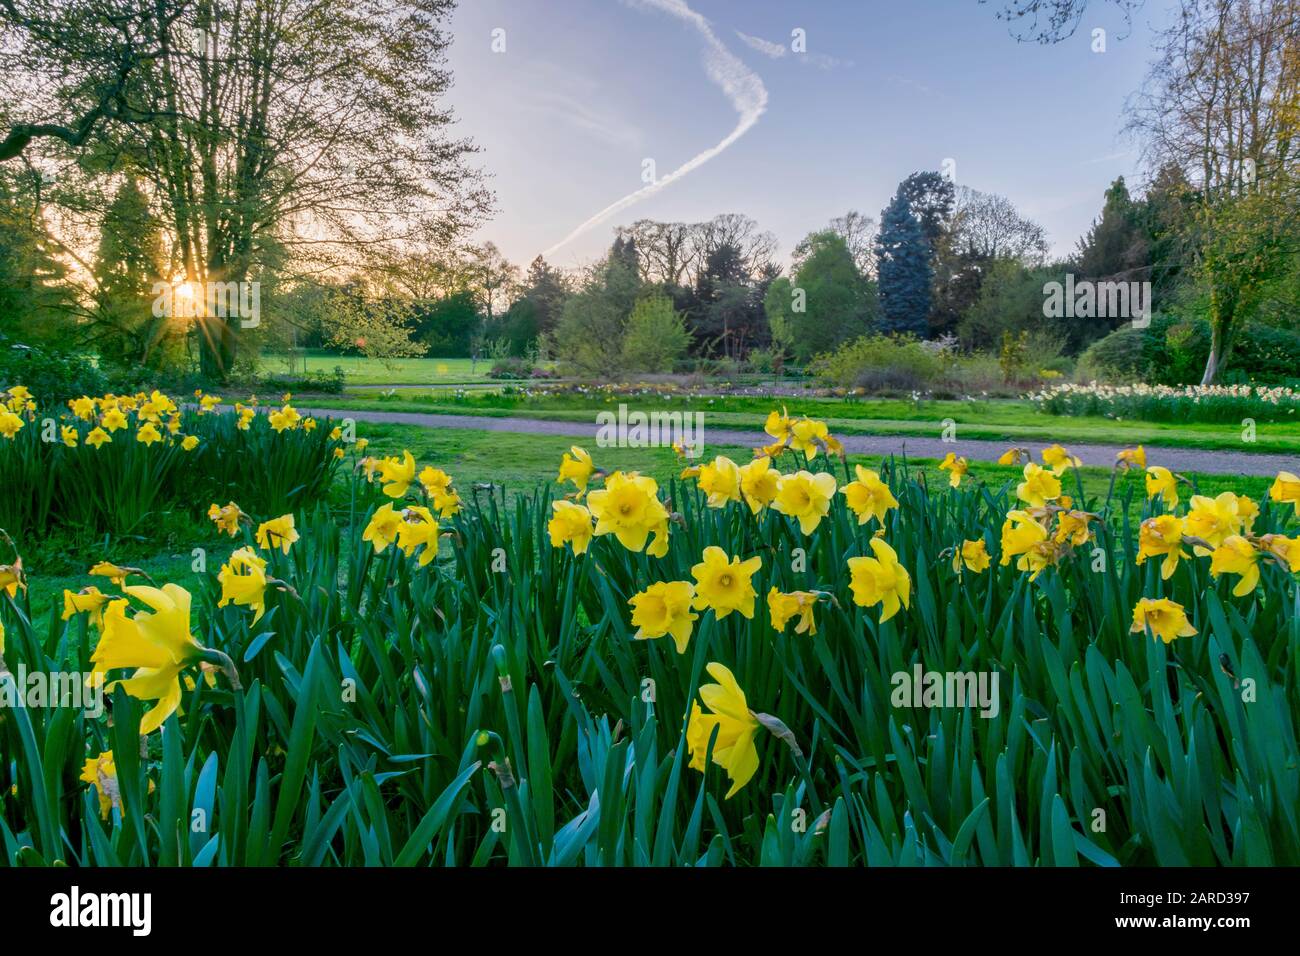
[320,284,425,369]
[876,190,933,336]
[90,176,169,367]
[895,171,955,251]
[465,242,520,330]
[411,290,482,357]
[554,251,639,376]
[64,0,492,381]
[0,167,69,339]
[794,210,877,277]
[771,231,873,362]
[622,294,691,372]
[981,0,1146,42]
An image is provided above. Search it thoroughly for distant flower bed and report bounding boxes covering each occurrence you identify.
[1029,382,1300,424]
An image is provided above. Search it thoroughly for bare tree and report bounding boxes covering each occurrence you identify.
[947,187,1050,265]
[980,0,1145,42]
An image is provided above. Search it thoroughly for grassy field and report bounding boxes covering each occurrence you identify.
[263,351,502,385]
[304,389,1300,455]
[25,419,1274,622]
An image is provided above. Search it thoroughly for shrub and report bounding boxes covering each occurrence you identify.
[489,357,534,379]
[0,342,107,403]
[813,334,940,392]
[621,294,691,373]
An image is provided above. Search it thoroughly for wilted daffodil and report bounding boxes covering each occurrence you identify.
[379,451,417,498]
[557,446,595,497]
[953,539,991,574]
[737,455,780,514]
[998,447,1029,466]
[773,470,837,535]
[686,662,760,798]
[587,471,670,555]
[691,546,762,620]
[1145,466,1179,509]
[218,547,269,622]
[1131,597,1197,644]
[938,452,968,488]
[89,561,133,587]
[0,560,25,598]
[90,584,236,735]
[548,500,594,555]
[1116,446,1146,470]
[767,588,819,635]
[1054,509,1095,547]
[841,465,898,525]
[80,752,121,820]
[1269,471,1300,517]
[848,538,911,622]
[207,502,244,537]
[1016,463,1061,508]
[697,455,741,509]
[62,587,112,630]
[629,580,697,654]
[1136,515,1188,580]
[256,514,299,554]
[1041,444,1081,475]
[1209,535,1260,597]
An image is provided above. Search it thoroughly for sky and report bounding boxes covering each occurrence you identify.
[442,0,1175,272]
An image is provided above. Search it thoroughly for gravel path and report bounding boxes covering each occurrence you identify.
[294,406,1296,478]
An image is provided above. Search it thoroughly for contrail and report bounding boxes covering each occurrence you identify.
[542,0,767,257]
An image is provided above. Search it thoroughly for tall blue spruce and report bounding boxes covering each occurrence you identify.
[875,188,933,336]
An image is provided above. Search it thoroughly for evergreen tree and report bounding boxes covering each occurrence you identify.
[91,176,169,366]
[875,190,933,335]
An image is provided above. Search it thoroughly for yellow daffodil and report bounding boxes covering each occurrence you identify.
[89,561,131,587]
[764,407,793,447]
[419,466,453,497]
[548,500,594,555]
[0,409,24,439]
[629,580,697,654]
[256,514,299,554]
[686,662,760,798]
[1185,492,1241,553]
[90,585,206,735]
[1209,535,1260,597]
[1145,466,1179,509]
[587,471,670,554]
[1268,471,1300,517]
[938,452,968,488]
[789,417,831,457]
[557,446,595,496]
[767,587,818,635]
[60,425,78,447]
[773,470,837,535]
[136,422,162,446]
[181,435,199,451]
[0,561,23,598]
[86,426,111,449]
[697,455,742,509]
[998,447,1028,466]
[1130,597,1197,644]
[847,537,911,622]
[953,539,991,574]
[1054,510,1095,547]
[396,506,440,567]
[432,487,462,518]
[1259,533,1300,572]
[1235,495,1259,534]
[691,546,762,620]
[363,503,404,553]
[841,465,898,525]
[1041,444,1081,475]
[70,396,96,420]
[737,455,780,514]
[379,451,417,498]
[101,407,127,432]
[218,548,269,622]
[80,752,120,820]
[1000,510,1054,580]
[1016,463,1061,508]
[1136,515,1188,580]
[62,587,112,630]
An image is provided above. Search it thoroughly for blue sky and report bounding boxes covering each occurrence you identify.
[444,0,1174,271]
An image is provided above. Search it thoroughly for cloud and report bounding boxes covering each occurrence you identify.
[736,31,788,59]
[543,0,767,256]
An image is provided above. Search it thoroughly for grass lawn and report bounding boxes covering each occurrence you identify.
[24,420,1275,625]
[305,389,1300,455]
[262,351,505,386]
